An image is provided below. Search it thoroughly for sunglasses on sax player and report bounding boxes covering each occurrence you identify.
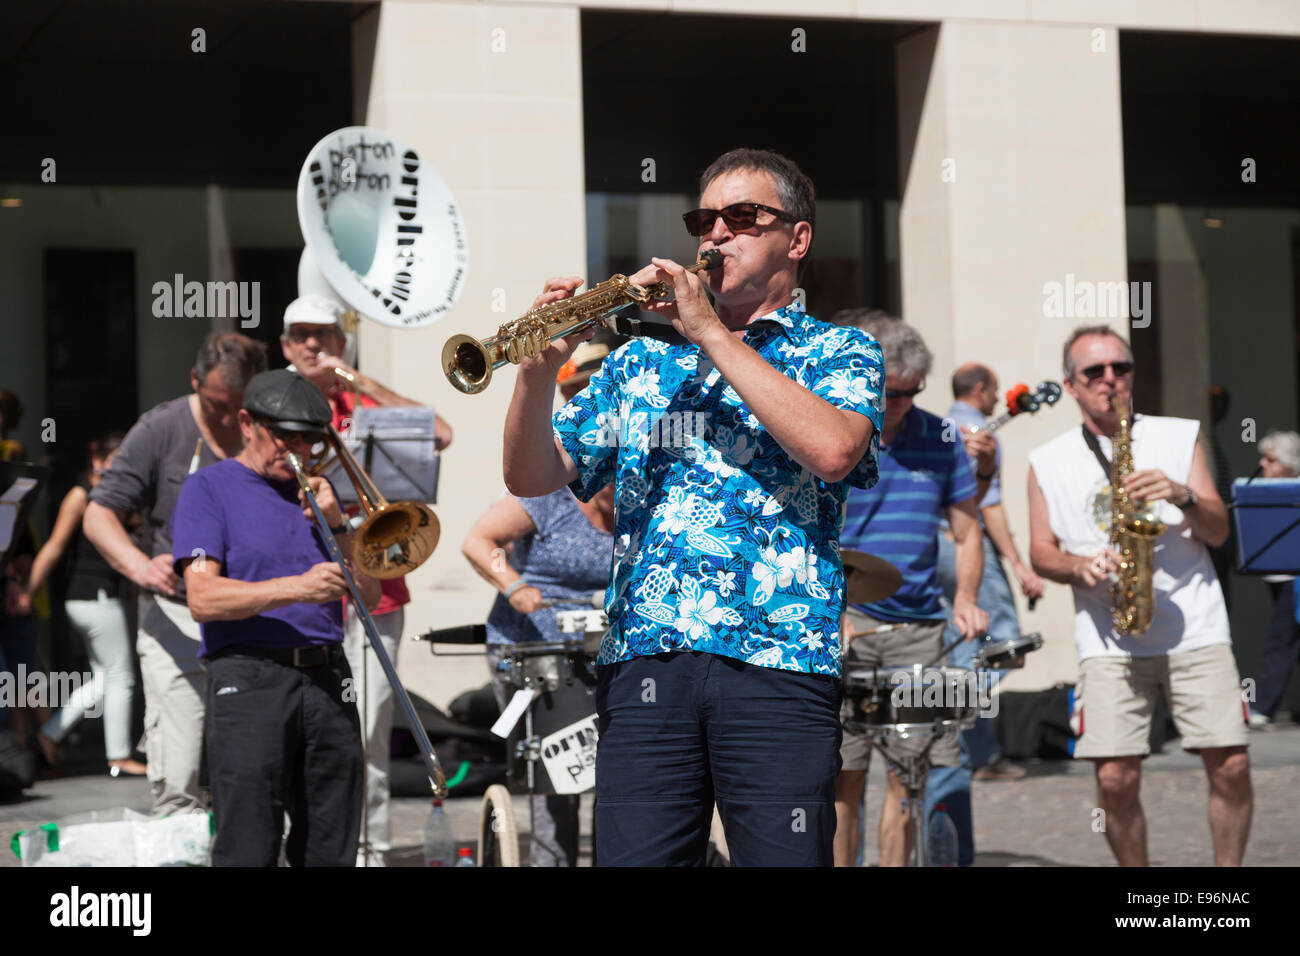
[682,202,799,238]
[885,381,926,400]
[1079,361,1134,382]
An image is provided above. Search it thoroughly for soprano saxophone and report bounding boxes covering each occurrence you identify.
[441,249,722,395]
[1109,397,1165,635]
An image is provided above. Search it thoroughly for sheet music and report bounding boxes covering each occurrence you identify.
[0,478,37,551]
[0,505,16,551]
[0,477,37,504]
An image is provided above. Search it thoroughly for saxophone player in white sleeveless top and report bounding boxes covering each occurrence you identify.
[1026,325,1250,867]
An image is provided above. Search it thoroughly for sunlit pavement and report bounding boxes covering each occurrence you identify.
[4,724,1295,867]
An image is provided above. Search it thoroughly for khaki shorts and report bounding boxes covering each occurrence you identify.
[1071,643,1249,759]
[839,609,960,771]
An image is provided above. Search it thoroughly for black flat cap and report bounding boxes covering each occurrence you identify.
[242,369,332,432]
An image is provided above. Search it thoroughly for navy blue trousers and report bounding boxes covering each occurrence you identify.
[594,651,842,866]
[1257,580,1300,719]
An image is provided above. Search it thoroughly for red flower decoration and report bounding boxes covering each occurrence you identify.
[1005,383,1030,415]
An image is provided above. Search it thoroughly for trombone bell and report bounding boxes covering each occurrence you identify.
[320,424,440,579]
[355,501,440,579]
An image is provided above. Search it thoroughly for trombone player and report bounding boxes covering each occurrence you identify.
[171,369,380,867]
[282,293,452,866]
[503,148,884,866]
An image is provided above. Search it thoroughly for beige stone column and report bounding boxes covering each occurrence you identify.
[895,22,1129,690]
[353,1,587,708]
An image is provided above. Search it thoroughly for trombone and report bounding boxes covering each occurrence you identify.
[311,424,440,579]
[286,438,448,797]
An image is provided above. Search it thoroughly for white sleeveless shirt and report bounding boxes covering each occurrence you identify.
[1028,415,1230,660]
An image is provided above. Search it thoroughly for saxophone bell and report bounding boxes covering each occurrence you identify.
[441,334,496,395]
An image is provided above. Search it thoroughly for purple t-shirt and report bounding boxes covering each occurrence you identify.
[170,458,342,658]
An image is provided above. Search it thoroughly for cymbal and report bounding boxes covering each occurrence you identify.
[840,549,903,604]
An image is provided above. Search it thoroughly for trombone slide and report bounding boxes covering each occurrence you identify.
[288,452,449,797]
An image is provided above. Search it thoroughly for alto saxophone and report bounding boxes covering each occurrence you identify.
[442,250,723,395]
[1109,397,1165,635]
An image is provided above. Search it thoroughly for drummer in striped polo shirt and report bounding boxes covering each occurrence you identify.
[830,311,990,867]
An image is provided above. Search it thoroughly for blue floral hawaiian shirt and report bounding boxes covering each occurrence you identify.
[553,304,885,677]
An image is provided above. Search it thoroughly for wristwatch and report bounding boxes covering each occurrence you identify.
[329,522,350,535]
[1177,486,1198,511]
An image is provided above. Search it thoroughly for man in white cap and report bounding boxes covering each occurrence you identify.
[281,294,452,866]
[281,294,453,445]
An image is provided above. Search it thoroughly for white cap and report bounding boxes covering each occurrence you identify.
[283,294,345,331]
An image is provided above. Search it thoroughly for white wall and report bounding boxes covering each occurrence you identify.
[896,21,1130,691]
[353,1,589,709]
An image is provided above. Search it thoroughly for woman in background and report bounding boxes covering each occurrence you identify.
[26,432,146,776]
[461,343,616,866]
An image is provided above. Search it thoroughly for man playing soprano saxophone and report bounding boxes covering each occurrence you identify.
[503,148,884,866]
[1027,325,1252,866]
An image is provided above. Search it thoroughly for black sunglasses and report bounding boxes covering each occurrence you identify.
[257,419,326,446]
[886,382,926,400]
[682,202,798,238]
[1079,361,1134,382]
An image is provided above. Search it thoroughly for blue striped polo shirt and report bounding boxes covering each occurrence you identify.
[841,405,977,621]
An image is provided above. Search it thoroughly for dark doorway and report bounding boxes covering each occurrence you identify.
[233,248,303,370]
[42,248,138,687]
[44,249,138,499]
[582,11,903,319]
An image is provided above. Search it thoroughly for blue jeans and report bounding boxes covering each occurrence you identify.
[595,651,842,866]
[927,532,1022,866]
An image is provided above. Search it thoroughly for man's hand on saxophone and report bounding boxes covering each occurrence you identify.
[630,256,732,350]
[517,276,595,380]
[1072,548,1120,589]
[1124,442,1229,548]
[1122,468,1184,506]
[502,276,594,499]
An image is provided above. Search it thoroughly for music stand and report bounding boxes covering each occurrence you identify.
[1232,477,1300,574]
[324,406,441,506]
[0,461,49,578]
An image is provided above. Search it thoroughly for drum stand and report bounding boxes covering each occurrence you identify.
[874,739,936,868]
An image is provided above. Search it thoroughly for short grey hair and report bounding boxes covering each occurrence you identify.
[1063,324,1133,379]
[832,309,932,381]
[1261,431,1300,477]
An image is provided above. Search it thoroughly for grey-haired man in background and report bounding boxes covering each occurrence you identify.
[84,333,266,813]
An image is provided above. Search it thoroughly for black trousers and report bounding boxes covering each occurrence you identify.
[1257,581,1300,719]
[205,648,362,867]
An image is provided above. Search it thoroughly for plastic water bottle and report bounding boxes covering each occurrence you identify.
[927,803,958,867]
[423,799,455,867]
[456,846,476,867]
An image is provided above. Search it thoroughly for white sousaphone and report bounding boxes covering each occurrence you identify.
[296,125,468,329]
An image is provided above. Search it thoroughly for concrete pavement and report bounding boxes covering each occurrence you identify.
[4,724,1295,867]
